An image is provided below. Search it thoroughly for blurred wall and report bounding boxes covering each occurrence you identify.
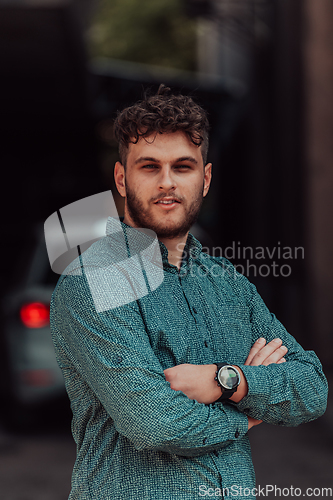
[304,0,333,366]
[1,0,332,367]
[0,0,103,291]
[192,0,333,368]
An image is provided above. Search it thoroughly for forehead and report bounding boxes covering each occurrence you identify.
[126,131,203,166]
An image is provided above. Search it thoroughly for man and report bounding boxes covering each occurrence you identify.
[50,85,328,500]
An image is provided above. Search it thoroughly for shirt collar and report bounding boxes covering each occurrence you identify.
[105,217,202,272]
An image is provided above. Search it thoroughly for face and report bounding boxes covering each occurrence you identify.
[114,131,212,239]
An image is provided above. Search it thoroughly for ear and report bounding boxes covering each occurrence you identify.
[203,163,212,197]
[114,161,126,198]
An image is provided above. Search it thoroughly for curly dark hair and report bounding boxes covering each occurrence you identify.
[113,84,210,166]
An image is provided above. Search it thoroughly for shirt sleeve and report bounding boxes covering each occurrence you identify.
[50,270,248,457]
[233,274,328,426]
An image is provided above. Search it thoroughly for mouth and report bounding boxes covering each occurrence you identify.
[154,198,181,209]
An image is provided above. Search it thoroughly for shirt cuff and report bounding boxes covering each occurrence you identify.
[214,401,249,442]
[234,364,272,419]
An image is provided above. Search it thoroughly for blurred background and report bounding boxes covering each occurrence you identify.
[0,0,332,498]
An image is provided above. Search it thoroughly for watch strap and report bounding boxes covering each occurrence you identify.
[214,362,238,402]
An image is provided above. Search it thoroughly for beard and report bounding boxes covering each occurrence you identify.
[125,184,204,239]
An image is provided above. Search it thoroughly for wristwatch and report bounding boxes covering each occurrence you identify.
[214,363,241,402]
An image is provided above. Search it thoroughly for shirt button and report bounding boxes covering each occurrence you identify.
[116,357,123,363]
[235,430,240,438]
[204,340,208,348]
[203,437,207,444]
[193,307,197,314]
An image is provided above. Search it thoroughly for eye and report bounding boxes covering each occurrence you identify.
[142,164,158,169]
[175,164,191,170]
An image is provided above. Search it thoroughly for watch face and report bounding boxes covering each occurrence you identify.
[218,366,240,390]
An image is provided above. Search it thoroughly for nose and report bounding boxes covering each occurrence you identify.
[158,166,176,191]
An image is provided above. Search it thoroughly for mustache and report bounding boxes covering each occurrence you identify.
[151,194,183,203]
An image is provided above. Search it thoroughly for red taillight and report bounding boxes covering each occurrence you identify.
[20,369,54,387]
[20,302,50,328]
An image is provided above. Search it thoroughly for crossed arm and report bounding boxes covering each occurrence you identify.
[53,266,328,456]
[164,337,288,430]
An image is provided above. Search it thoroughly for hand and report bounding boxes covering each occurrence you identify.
[164,364,221,404]
[164,363,248,405]
[245,338,288,366]
[243,337,288,430]
[248,416,262,430]
[230,338,288,403]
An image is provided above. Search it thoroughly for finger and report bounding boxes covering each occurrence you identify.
[164,367,175,382]
[261,346,288,366]
[247,416,263,430]
[277,357,286,364]
[244,338,266,365]
[249,338,283,366]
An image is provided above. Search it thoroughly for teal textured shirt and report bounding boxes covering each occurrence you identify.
[50,218,328,500]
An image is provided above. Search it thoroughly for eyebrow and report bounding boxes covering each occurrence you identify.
[134,156,198,165]
[176,156,198,164]
[134,156,159,165]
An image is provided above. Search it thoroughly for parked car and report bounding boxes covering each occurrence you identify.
[1,224,70,429]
